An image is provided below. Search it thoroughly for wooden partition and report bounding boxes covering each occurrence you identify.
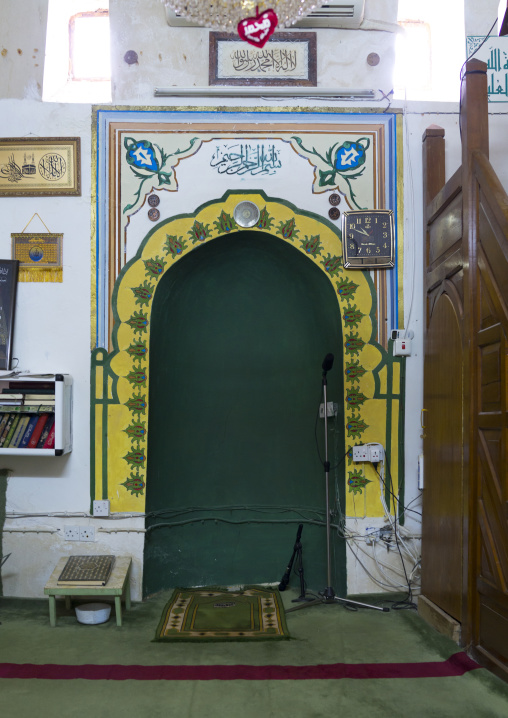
[422,59,508,681]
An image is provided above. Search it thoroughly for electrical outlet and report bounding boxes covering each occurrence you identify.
[64,526,80,541]
[93,499,110,517]
[368,443,385,462]
[353,445,369,462]
[394,338,412,356]
[319,402,338,418]
[353,444,384,463]
[79,526,95,542]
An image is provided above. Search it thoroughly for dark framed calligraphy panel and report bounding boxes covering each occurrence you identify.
[209,32,317,86]
[0,137,81,196]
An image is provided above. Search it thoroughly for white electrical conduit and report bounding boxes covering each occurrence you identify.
[154,87,376,99]
[3,528,58,534]
[97,528,146,533]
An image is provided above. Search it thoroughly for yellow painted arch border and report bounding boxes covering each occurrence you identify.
[91,190,400,516]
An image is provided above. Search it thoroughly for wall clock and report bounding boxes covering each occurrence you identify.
[342,209,395,269]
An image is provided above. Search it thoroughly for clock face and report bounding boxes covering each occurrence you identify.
[342,209,395,269]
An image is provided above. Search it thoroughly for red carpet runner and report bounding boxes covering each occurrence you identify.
[0,652,479,680]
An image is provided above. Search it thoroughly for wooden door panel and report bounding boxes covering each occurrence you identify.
[422,290,464,622]
[478,471,508,592]
[428,193,463,268]
[475,196,508,677]
[477,599,508,671]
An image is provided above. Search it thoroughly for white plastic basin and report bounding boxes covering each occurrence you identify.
[75,602,111,625]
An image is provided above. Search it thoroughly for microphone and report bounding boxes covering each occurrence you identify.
[278,524,304,591]
[322,353,334,374]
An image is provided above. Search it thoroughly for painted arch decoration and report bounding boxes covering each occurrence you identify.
[91,191,404,518]
[93,107,402,352]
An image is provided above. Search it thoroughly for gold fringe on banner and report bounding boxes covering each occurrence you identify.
[18,266,63,283]
[11,231,63,283]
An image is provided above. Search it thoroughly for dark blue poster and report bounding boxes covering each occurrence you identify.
[0,260,19,370]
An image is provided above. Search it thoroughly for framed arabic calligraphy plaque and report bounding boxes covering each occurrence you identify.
[209,32,317,86]
[0,137,81,196]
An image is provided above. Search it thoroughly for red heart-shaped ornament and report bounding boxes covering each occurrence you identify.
[237,9,278,48]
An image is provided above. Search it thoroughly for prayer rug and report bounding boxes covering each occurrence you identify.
[154,586,290,642]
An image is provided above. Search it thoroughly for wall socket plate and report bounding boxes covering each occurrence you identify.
[394,338,412,356]
[319,401,338,418]
[64,526,80,541]
[79,526,95,542]
[352,443,385,463]
[93,499,110,517]
[352,445,369,462]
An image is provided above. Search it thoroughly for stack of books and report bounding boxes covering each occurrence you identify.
[0,381,55,449]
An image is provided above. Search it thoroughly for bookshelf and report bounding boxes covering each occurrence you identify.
[0,374,72,456]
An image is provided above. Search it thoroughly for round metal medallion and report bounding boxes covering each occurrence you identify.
[328,207,340,221]
[329,193,341,206]
[148,208,160,222]
[233,201,260,228]
[124,50,138,65]
[148,194,160,207]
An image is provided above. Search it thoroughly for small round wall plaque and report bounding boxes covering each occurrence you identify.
[234,201,260,228]
[329,193,341,206]
[148,208,160,221]
[328,207,340,221]
[124,50,138,65]
[148,194,160,207]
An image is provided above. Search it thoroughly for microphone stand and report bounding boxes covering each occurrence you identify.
[278,524,313,603]
[286,358,388,614]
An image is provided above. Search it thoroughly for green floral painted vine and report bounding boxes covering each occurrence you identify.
[214,210,237,234]
[345,359,366,383]
[343,304,365,329]
[165,234,188,256]
[277,217,299,240]
[188,221,212,244]
[256,207,274,231]
[125,393,147,415]
[345,332,365,356]
[346,417,369,440]
[122,470,146,496]
[299,235,322,256]
[291,136,370,209]
[132,281,154,306]
[126,311,149,334]
[347,471,372,495]
[322,254,342,277]
[346,388,367,409]
[123,136,199,213]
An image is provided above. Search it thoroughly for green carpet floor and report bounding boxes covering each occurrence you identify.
[1,589,508,718]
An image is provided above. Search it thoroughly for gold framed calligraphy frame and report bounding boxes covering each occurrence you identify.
[209,32,317,86]
[0,137,81,196]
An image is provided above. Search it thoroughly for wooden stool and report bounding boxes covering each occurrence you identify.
[44,556,132,626]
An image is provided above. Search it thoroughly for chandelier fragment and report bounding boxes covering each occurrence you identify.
[162,0,324,47]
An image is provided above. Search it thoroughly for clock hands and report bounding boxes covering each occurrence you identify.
[354,227,372,236]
